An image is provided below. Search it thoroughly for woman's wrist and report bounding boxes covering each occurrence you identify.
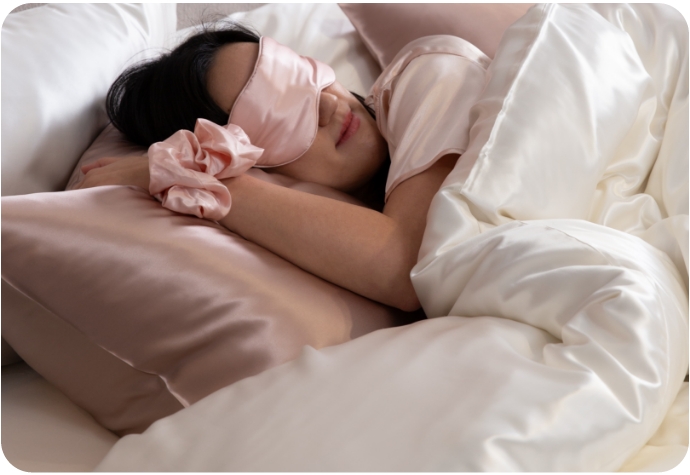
[219,173,257,231]
[221,172,253,196]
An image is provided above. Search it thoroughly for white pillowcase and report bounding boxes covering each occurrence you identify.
[1,3,176,196]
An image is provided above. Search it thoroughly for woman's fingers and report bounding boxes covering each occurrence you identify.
[75,155,151,190]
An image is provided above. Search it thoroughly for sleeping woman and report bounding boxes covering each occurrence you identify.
[77,23,490,312]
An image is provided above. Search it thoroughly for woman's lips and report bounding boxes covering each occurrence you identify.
[337,111,360,147]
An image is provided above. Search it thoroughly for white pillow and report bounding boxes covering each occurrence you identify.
[174,3,381,96]
[1,3,176,196]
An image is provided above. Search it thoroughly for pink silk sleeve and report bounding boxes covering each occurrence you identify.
[366,36,490,201]
[148,119,264,220]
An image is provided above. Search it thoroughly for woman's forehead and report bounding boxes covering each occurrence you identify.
[206,42,260,114]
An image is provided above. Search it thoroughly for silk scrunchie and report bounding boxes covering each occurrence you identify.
[148,118,264,220]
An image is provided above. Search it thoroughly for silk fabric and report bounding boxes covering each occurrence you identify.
[229,36,335,167]
[366,35,490,200]
[95,4,688,470]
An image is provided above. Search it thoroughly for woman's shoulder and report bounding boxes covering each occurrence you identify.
[366,34,490,138]
[390,35,490,73]
[367,35,490,102]
[366,35,492,202]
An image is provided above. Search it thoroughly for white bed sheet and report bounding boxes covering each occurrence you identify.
[1,363,118,472]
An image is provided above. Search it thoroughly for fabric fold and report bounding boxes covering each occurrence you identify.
[148,119,263,220]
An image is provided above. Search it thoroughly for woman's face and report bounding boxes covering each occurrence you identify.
[206,42,388,192]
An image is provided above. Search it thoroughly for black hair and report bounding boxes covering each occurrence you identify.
[350,92,390,212]
[106,22,260,147]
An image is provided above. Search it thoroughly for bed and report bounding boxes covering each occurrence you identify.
[1,3,688,472]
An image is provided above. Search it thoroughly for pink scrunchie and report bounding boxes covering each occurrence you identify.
[148,118,264,220]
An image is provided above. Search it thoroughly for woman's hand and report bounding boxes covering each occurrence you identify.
[75,155,150,190]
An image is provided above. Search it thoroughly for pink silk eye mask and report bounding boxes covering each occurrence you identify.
[229,36,336,167]
[148,37,336,219]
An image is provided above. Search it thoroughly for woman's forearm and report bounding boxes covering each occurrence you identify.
[220,154,459,311]
[220,174,421,310]
[77,152,458,310]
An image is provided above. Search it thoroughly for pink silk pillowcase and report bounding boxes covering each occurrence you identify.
[338,3,533,68]
[2,125,418,435]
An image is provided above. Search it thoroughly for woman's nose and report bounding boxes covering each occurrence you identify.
[318,91,338,127]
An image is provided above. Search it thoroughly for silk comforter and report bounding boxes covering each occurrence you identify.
[96,4,689,471]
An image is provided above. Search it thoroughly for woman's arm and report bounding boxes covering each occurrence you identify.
[77,153,458,311]
[221,153,459,311]
[74,155,150,190]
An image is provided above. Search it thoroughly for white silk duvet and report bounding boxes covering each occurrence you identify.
[96,4,688,471]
